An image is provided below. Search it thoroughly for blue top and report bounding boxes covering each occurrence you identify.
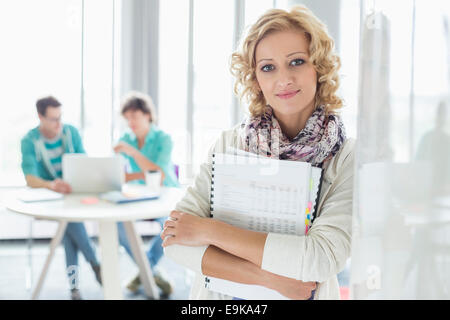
[21,124,85,180]
[119,125,179,187]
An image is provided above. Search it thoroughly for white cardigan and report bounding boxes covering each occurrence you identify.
[164,124,355,300]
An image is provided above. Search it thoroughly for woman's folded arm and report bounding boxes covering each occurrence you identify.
[261,147,354,282]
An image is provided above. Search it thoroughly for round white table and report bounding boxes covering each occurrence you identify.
[4,186,186,300]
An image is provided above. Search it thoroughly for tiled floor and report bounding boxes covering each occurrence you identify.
[0,238,350,300]
[0,237,193,300]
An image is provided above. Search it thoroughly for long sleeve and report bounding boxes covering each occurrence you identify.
[163,127,240,274]
[261,139,355,283]
[21,136,38,177]
[163,144,215,274]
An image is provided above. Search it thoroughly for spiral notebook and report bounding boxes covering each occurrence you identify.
[205,151,322,300]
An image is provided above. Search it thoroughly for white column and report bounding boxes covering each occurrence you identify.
[98,221,123,300]
[123,221,160,299]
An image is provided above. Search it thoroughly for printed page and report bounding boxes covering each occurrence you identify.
[212,153,311,235]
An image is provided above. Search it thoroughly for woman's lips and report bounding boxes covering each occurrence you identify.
[276,90,300,100]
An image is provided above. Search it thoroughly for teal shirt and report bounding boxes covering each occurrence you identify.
[119,125,179,187]
[41,136,64,178]
[21,124,85,181]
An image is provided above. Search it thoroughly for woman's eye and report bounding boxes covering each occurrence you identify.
[290,58,305,66]
[261,64,275,72]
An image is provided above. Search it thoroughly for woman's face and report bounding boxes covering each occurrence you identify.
[123,109,150,134]
[254,29,317,119]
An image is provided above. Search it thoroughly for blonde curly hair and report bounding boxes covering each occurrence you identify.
[230,6,343,117]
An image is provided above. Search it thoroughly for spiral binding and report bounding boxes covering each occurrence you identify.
[210,153,215,217]
[305,167,324,234]
[311,169,324,225]
[205,154,216,288]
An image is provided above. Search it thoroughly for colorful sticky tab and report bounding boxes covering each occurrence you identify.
[305,218,309,226]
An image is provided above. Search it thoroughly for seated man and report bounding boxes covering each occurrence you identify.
[21,96,102,300]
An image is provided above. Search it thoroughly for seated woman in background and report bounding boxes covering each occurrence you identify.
[161,6,354,300]
[113,91,179,297]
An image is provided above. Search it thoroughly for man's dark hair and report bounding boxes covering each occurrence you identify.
[36,96,61,116]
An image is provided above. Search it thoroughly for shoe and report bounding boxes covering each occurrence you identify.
[70,288,82,300]
[126,271,174,297]
[154,271,173,297]
[126,274,141,294]
[91,264,102,286]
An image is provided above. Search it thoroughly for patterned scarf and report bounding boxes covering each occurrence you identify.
[240,105,346,167]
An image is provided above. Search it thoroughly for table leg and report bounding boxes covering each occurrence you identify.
[123,221,160,299]
[31,220,68,300]
[26,218,34,291]
[98,221,123,300]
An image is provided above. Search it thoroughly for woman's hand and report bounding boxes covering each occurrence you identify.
[113,141,137,157]
[161,210,213,247]
[263,271,317,300]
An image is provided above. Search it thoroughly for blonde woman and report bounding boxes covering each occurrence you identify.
[161,6,354,300]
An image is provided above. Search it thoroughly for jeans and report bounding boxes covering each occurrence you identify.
[62,222,99,288]
[117,217,166,271]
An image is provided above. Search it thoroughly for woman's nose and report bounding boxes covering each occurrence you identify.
[276,67,294,88]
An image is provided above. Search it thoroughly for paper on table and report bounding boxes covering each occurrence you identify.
[18,188,64,203]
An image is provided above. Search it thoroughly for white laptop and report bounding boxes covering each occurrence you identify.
[62,154,125,193]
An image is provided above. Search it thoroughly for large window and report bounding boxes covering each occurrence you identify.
[245,0,274,33]
[0,0,82,186]
[0,0,118,186]
[411,1,450,155]
[158,0,191,182]
[1,0,362,186]
[338,0,360,139]
[190,0,236,173]
[159,1,240,182]
[82,0,120,156]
